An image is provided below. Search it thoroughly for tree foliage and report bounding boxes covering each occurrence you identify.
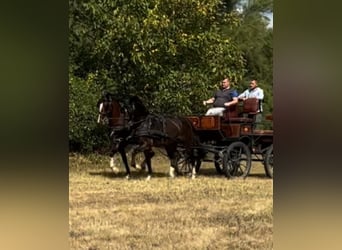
[69,72,109,152]
[226,0,273,115]
[69,0,273,152]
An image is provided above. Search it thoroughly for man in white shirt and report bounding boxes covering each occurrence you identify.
[238,79,264,112]
[238,80,264,129]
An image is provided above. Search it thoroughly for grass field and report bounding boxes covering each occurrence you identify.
[69,153,273,249]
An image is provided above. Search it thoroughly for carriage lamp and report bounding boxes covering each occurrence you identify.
[242,125,251,134]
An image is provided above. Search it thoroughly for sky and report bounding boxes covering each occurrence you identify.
[236,3,273,29]
[266,12,273,28]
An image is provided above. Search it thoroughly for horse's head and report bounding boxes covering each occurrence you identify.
[97,93,129,128]
[97,93,112,125]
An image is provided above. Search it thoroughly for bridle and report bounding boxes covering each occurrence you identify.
[97,98,131,129]
[97,100,112,124]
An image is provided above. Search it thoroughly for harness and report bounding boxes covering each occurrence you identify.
[134,114,182,143]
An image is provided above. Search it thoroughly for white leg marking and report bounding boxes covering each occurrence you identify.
[110,157,119,173]
[146,175,151,181]
[192,167,197,179]
[97,103,103,123]
[169,167,175,178]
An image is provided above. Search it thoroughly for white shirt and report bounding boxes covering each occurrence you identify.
[238,87,264,112]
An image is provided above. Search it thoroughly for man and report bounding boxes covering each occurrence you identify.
[238,79,264,112]
[203,78,238,116]
[238,79,264,128]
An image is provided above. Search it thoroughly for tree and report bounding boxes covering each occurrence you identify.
[223,0,273,119]
[69,0,246,114]
[69,0,273,151]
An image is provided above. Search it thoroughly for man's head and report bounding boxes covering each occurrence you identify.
[249,80,258,89]
[221,78,230,89]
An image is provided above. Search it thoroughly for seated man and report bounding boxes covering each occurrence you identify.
[203,78,238,116]
[238,79,264,128]
[238,79,264,111]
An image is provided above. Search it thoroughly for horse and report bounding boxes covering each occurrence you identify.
[97,92,145,179]
[127,96,200,179]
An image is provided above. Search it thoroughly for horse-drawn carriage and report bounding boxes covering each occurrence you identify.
[97,93,273,179]
[184,97,273,179]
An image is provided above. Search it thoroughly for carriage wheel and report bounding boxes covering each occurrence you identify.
[175,148,195,176]
[264,144,273,178]
[177,154,193,176]
[224,142,252,179]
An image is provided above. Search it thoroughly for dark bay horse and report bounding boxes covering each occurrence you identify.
[98,94,199,179]
[97,93,141,178]
[127,96,200,179]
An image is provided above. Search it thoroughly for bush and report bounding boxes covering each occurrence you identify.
[69,73,109,153]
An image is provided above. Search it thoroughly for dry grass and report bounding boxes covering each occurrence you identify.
[69,153,273,249]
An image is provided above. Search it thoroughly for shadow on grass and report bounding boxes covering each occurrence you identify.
[196,167,219,176]
[88,169,167,179]
[88,166,272,180]
[248,172,271,179]
[198,166,271,179]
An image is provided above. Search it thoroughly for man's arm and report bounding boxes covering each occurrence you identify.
[203,97,215,105]
[257,88,264,100]
[224,97,238,107]
[238,89,247,100]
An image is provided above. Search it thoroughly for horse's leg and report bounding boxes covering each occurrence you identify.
[189,148,198,179]
[109,143,120,173]
[192,147,205,179]
[191,156,197,179]
[130,145,140,169]
[134,153,146,171]
[166,146,178,178]
[139,158,147,171]
[131,148,142,170]
[170,157,177,178]
[144,149,154,180]
[130,142,148,171]
[118,142,130,179]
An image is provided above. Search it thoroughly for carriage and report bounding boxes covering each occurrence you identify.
[183,97,273,179]
[97,94,273,179]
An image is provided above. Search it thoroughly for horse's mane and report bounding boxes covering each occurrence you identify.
[129,95,149,117]
[99,92,150,120]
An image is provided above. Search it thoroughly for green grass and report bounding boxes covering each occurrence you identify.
[69,153,273,249]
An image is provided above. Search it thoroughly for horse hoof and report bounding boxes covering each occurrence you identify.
[111,167,120,173]
[125,175,130,180]
[146,175,151,181]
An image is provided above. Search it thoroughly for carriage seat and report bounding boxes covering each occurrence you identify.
[223,98,260,123]
[265,114,273,121]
